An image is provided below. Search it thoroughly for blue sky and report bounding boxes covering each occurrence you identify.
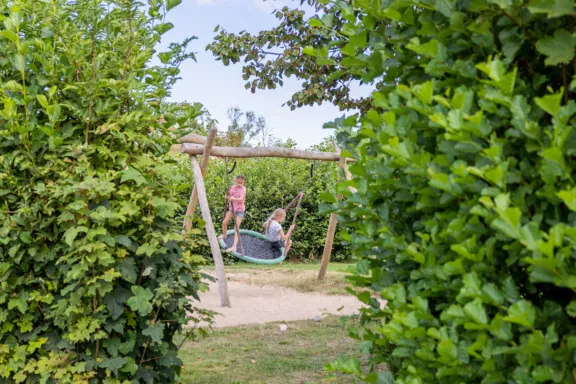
[157,0,368,149]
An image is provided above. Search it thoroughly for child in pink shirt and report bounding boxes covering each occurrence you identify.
[218,174,246,253]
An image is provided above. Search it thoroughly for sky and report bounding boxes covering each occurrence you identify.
[156,0,368,149]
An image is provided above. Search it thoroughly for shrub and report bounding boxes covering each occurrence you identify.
[172,152,352,262]
[312,0,576,382]
[0,0,210,382]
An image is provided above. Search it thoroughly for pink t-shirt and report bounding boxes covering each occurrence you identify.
[228,185,246,212]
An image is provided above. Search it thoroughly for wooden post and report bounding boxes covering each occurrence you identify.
[183,128,217,232]
[317,154,347,280]
[190,156,231,307]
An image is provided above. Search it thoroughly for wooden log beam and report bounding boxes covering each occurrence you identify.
[318,142,355,280]
[183,128,217,232]
[317,154,347,280]
[179,133,207,144]
[180,143,343,161]
[191,156,231,307]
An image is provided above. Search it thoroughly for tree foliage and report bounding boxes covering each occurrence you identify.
[308,0,576,382]
[206,0,372,112]
[0,0,211,382]
[219,106,272,147]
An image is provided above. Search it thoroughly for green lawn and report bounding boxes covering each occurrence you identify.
[178,316,361,384]
[201,262,356,295]
[205,261,356,273]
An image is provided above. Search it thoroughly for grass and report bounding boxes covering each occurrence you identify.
[202,262,355,295]
[178,316,362,384]
[228,269,350,295]
[205,261,355,273]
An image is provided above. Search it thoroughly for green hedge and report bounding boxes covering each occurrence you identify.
[310,0,576,383]
[0,1,210,382]
[171,154,352,263]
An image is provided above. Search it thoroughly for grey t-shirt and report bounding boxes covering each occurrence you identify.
[266,220,282,242]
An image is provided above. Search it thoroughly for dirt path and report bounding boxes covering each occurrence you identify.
[196,277,366,328]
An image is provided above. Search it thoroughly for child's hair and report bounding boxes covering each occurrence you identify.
[236,174,245,181]
[263,208,286,233]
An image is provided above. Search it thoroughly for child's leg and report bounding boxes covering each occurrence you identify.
[226,215,243,253]
[218,211,234,240]
[284,239,293,256]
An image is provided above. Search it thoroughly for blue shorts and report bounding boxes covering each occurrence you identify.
[270,240,283,250]
[229,210,244,218]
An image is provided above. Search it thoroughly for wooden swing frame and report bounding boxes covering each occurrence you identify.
[180,128,353,307]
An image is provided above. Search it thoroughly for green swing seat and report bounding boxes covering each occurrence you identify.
[218,229,286,265]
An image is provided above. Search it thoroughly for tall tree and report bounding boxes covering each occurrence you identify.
[223,106,273,147]
[206,0,373,112]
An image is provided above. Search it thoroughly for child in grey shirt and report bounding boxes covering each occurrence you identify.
[263,208,294,255]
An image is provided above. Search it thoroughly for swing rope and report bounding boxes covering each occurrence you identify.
[281,161,317,255]
[224,157,245,256]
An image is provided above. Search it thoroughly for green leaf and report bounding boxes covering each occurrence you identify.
[104,287,131,320]
[19,231,32,244]
[528,0,574,18]
[464,299,488,324]
[532,365,554,381]
[166,0,182,11]
[153,22,174,36]
[321,13,334,28]
[0,262,9,276]
[489,0,512,9]
[37,95,49,109]
[308,18,323,28]
[482,283,505,306]
[136,243,157,257]
[302,46,316,56]
[437,339,458,360]
[406,38,441,58]
[504,300,536,328]
[491,315,513,340]
[8,291,29,314]
[316,57,337,66]
[115,235,133,247]
[0,30,18,42]
[4,80,23,92]
[143,322,165,344]
[118,258,138,284]
[566,301,576,317]
[120,356,138,375]
[435,0,455,17]
[535,90,564,116]
[100,356,126,375]
[502,277,521,303]
[414,81,434,105]
[120,168,146,187]
[362,15,375,31]
[119,201,140,217]
[127,286,154,316]
[535,29,575,66]
[63,226,88,246]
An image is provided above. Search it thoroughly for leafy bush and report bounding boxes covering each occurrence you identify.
[310,0,576,383]
[172,151,352,262]
[0,0,211,382]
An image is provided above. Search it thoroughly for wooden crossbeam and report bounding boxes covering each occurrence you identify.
[180,143,343,161]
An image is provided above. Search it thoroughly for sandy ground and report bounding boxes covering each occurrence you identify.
[196,278,366,328]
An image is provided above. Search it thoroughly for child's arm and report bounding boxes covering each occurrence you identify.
[279,224,296,241]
